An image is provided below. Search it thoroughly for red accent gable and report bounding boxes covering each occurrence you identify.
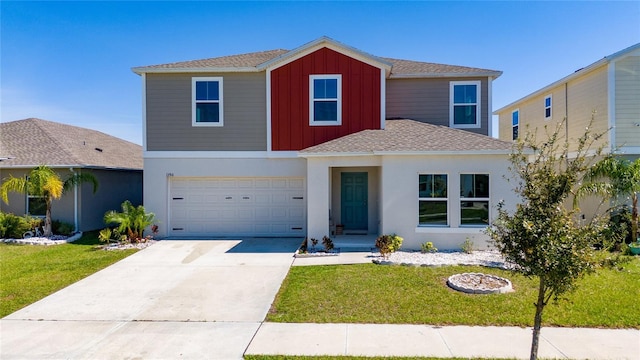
[271,47,381,151]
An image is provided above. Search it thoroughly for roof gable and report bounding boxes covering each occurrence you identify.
[132,37,501,78]
[0,118,142,170]
[299,119,513,156]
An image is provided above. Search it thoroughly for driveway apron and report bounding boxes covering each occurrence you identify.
[0,239,300,359]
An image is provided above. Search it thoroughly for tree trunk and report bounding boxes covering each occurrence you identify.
[43,196,53,237]
[530,277,547,360]
[632,193,638,242]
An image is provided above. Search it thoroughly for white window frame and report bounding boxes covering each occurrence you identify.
[544,95,552,120]
[418,173,449,227]
[512,109,519,140]
[459,174,490,227]
[309,74,342,126]
[450,80,481,129]
[192,77,224,127]
[25,176,46,217]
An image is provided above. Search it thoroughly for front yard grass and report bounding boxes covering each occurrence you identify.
[0,231,137,317]
[267,258,640,328]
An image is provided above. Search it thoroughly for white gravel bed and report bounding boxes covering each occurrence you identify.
[102,240,158,250]
[373,250,515,269]
[1,232,83,246]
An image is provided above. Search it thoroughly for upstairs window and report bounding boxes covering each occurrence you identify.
[512,109,519,140]
[310,75,341,126]
[544,95,552,120]
[460,174,490,226]
[418,174,448,226]
[450,81,481,128]
[192,77,224,126]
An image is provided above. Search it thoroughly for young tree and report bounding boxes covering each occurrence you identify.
[579,156,640,243]
[1,165,98,237]
[487,120,608,360]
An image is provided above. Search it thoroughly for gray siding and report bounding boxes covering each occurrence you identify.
[386,77,490,136]
[615,56,640,148]
[79,169,143,231]
[146,72,267,151]
[0,168,142,232]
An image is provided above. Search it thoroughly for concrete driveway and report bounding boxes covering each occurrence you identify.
[0,239,300,359]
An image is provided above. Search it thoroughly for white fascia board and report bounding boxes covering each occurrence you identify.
[299,150,512,158]
[144,151,298,159]
[494,61,611,114]
[262,37,392,73]
[390,71,502,79]
[132,67,259,75]
[0,165,141,171]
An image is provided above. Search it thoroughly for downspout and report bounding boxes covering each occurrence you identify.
[70,168,79,232]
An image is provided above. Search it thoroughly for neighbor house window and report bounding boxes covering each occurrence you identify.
[309,75,341,126]
[418,174,448,226]
[192,77,224,126]
[512,109,519,140]
[450,81,481,128]
[544,95,552,120]
[460,174,490,226]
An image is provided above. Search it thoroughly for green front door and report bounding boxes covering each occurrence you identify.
[341,172,368,230]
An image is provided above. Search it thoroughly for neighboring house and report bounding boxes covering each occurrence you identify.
[495,43,640,161]
[0,118,143,231]
[133,36,517,250]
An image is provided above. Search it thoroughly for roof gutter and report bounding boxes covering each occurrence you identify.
[299,149,513,158]
[390,71,502,79]
[0,164,142,171]
[132,66,260,75]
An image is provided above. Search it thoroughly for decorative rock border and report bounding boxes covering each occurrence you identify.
[1,232,83,246]
[447,272,513,294]
[294,249,340,258]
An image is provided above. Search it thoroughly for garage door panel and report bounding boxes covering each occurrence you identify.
[170,177,306,237]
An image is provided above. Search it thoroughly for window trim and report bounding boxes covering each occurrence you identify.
[309,74,342,126]
[418,173,449,227]
[544,95,552,120]
[512,109,519,140]
[449,80,481,129]
[459,173,490,227]
[192,77,224,127]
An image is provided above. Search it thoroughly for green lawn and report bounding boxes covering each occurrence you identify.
[0,231,138,317]
[267,258,640,328]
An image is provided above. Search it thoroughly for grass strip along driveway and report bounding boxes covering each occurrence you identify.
[0,232,138,318]
[267,259,640,328]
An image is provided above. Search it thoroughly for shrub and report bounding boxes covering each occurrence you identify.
[0,213,31,239]
[104,201,156,243]
[421,241,437,253]
[299,237,308,253]
[461,238,474,254]
[322,235,334,251]
[375,234,403,258]
[52,220,74,236]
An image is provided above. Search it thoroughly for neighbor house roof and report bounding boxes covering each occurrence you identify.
[299,119,514,156]
[494,42,640,114]
[0,118,142,170]
[132,36,501,79]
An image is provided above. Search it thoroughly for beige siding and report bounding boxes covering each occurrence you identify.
[146,72,267,151]
[386,77,490,136]
[615,56,640,148]
[498,65,609,152]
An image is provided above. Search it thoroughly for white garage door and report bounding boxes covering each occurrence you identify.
[169,177,306,237]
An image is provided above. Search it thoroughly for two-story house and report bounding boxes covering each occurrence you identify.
[495,43,640,158]
[133,37,517,250]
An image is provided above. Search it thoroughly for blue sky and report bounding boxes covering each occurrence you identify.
[1,1,639,145]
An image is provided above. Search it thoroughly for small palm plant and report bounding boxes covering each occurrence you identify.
[1,165,98,237]
[104,200,156,243]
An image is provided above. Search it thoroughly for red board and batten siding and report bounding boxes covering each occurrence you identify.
[270,47,382,151]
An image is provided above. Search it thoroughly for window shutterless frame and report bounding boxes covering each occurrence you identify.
[309,74,342,126]
[459,174,490,226]
[544,95,552,120]
[192,77,224,127]
[512,109,519,140]
[418,174,448,226]
[450,80,481,129]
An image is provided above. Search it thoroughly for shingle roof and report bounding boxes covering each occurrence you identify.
[299,119,514,155]
[0,118,142,170]
[133,42,500,78]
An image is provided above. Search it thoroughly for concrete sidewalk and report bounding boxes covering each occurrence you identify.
[247,323,640,359]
